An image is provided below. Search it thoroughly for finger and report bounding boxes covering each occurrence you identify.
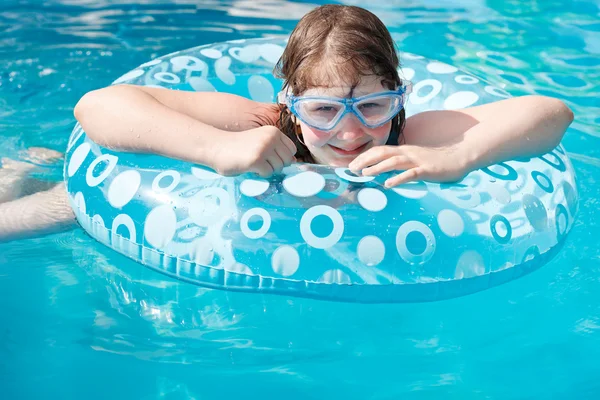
[349,146,397,172]
[385,167,423,188]
[266,152,285,174]
[275,144,294,166]
[254,162,274,178]
[279,133,297,155]
[362,155,413,176]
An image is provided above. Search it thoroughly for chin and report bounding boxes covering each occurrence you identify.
[311,145,365,167]
[327,159,351,167]
[318,154,354,167]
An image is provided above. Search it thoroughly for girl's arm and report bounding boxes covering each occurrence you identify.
[74,85,296,176]
[350,95,574,187]
[403,94,574,168]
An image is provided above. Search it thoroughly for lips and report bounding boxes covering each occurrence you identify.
[329,142,370,156]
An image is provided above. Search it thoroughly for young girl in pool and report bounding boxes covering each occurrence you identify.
[0,4,573,242]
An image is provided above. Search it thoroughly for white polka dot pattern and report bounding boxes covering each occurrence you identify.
[108,170,141,208]
[272,245,300,276]
[357,236,386,266]
[357,188,387,212]
[68,143,90,177]
[62,38,578,303]
[144,205,177,249]
[240,179,270,197]
[283,171,325,197]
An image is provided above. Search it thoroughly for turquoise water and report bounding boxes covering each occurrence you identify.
[1,0,599,398]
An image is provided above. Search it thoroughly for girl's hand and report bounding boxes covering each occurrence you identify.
[211,126,297,177]
[348,144,472,188]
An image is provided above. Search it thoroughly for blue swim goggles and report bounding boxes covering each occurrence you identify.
[277,82,412,131]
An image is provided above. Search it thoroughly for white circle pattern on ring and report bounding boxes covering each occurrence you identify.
[191,167,222,180]
[248,75,274,103]
[200,48,222,59]
[391,181,429,199]
[409,79,443,105]
[170,56,207,73]
[396,221,436,265]
[240,208,271,239]
[86,154,118,187]
[215,56,235,85]
[437,209,464,237]
[66,126,84,152]
[188,187,231,227]
[283,171,325,197]
[427,61,458,74]
[334,168,375,183]
[300,205,344,249]
[439,185,481,208]
[357,236,386,266]
[357,188,387,212]
[240,179,270,197]
[443,91,479,110]
[271,245,300,276]
[402,52,424,60]
[318,269,352,284]
[401,67,415,81]
[111,214,137,242]
[259,43,284,64]
[455,75,480,84]
[144,205,177,249]
[108,170,141,208]
[73,192,86,214]
[154,72,181,84]
[487,183,511,205]
[152,170,181,194]
[68,142,91,177]
[484,85,510,98]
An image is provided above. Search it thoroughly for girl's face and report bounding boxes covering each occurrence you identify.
[296,75,392,167]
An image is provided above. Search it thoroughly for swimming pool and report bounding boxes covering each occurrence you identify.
[1,0,599,398]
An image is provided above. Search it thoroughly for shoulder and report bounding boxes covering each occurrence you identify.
[402,108,482,146]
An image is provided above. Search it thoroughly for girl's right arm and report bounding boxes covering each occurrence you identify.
[74,85,296,177]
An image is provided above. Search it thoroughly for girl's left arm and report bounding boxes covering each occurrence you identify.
[349,95,574,187]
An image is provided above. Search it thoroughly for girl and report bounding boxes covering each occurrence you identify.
[0,4,573,242]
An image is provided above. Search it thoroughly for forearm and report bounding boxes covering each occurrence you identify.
[74,85,225,165]
[0,183,77,242]
[459,95,574,170]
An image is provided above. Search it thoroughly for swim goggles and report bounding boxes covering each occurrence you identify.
[277,82,412,131]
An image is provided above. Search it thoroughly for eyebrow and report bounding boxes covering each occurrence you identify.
[304,81,391,99]
[308,84,359,98]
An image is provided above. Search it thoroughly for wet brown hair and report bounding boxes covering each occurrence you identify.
[273,5,406,163]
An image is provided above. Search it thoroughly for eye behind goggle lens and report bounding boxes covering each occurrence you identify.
[296,100,345,128]
[356,95,402,125]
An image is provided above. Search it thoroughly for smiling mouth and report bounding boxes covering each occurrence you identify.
[329,142,370,156]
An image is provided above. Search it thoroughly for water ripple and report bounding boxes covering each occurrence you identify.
[1,0,600,398]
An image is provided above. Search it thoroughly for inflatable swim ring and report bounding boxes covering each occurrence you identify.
[63,37,579,303]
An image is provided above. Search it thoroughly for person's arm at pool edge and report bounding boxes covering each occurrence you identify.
[74,85,296,177]
[350,95,574,187]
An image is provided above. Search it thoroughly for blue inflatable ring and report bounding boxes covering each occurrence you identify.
[63,38,579,303]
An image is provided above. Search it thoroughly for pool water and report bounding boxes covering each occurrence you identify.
[1,0,599,398]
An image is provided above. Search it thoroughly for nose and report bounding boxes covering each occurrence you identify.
[334,113,365,141]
